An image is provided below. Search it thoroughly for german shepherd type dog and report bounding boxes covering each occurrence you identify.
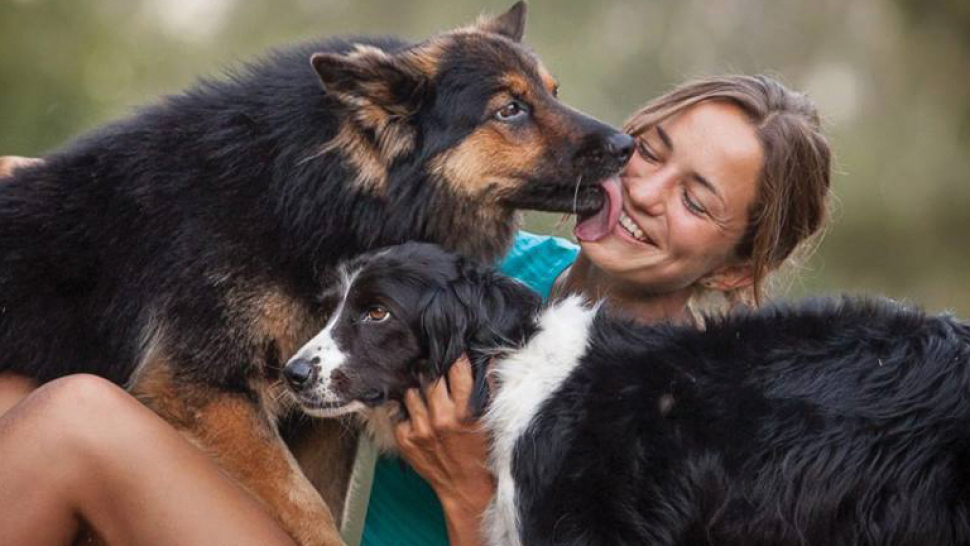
[284,243,970,546]
[0,4,635,544]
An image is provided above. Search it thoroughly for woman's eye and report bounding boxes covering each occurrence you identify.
[364,305,390,322]
[636,140,659,163]
[681,190,708,216]
[495,100,529,121]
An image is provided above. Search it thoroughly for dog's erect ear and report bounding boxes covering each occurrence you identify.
[476,1,527,42]
[311,47,429,115]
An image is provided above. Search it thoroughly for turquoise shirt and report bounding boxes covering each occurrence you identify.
[361,232,579,546]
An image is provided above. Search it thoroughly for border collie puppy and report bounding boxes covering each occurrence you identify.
[284,242,970,546]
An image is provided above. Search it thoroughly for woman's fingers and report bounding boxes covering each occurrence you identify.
[448,356,474,421]
[426,373,457,431]
[395,356,476,447]
[0,156,42,179]
[402,387,432,442]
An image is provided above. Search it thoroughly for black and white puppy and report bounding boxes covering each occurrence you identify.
[282,242,541,447]
[284,243,970,546]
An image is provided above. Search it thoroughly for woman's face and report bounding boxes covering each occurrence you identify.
[580,100,764,294]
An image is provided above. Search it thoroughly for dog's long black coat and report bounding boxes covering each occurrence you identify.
[0,34,623,387]
[322,244,970,546]
[0,37,445,385]
[510,300,970,546]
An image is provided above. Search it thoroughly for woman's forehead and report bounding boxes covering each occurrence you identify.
[662,101,763,208]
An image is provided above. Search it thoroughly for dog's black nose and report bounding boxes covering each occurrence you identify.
[283,358,317,390]
[606,133,634,164]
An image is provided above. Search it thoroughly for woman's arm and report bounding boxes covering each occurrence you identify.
[0,155,42,178]
[394,357,495,546]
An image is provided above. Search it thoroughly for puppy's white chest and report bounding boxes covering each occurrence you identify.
[482,296,596,546]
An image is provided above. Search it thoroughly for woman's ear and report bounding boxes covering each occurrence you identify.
[700,263,755,292]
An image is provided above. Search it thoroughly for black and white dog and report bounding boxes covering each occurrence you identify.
[283,243,970,546]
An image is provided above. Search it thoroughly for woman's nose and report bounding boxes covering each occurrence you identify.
[626,167,675,216]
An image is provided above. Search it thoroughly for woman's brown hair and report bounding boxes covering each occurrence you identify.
[624,75,832,305]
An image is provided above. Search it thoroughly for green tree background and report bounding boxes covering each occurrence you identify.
[2,0,968,314]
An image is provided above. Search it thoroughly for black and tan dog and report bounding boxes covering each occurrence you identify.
[0,3,633,544]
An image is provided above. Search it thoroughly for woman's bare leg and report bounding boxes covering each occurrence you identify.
[0,374,297,546]
[0,372,36,415]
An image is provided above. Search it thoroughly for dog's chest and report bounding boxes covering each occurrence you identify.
[482,297,596,546]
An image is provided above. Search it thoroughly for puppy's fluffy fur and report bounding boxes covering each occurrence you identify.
[286,242,970,546]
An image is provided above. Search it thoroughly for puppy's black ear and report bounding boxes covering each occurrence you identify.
[419,287,472,381]
[476,1,527,42]
[463,270,541,416]
[311,47,429,116]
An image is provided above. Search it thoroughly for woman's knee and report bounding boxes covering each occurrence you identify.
[32,374,134,422]
[13,374,146,453]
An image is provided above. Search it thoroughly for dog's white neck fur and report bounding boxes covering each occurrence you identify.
[482,295,597,546]
[359,405,399,452]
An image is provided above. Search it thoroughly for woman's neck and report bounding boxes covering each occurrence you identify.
[553,253,695,326]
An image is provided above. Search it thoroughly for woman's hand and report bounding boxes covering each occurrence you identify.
[394,355,495,546]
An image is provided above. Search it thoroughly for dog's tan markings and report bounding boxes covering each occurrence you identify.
[309,122,387,192]
[536,63,559,97]
[400,37,448,77]
[430,124,543,198]
[287,418,360,525]
[131,366,342,546]
[252,289,320,366]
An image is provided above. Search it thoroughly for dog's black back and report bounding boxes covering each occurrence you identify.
[325,244,970,546]
[0,17,630,390]
[508,299,970,546]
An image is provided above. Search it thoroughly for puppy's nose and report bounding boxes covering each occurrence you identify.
[606,133,634,164]
[283,358,317,390]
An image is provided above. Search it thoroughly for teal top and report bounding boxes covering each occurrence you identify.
[360,231,579,546]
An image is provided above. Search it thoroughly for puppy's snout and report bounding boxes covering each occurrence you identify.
[330,368,350,392]
[283,358,318,390]
[605,133,634,164]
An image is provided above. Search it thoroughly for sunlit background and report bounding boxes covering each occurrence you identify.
[2,0,968,314]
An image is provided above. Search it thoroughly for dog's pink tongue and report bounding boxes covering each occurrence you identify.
[574,177,622,242]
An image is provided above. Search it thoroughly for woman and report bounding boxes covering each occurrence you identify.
[0,74,831,546]
[383,74,831,546]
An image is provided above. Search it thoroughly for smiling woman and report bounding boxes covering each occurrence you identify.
[562,75,832,322]
[387,74,834,546]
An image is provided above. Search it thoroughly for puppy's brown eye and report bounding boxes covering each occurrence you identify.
[495,100,529,121]
[364,305,390,322]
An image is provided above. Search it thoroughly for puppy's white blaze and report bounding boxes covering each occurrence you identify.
[297,265,360,402]
[483,295,597,546]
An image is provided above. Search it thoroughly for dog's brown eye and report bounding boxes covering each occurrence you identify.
[495,100,529,121]
[365,305,390,322]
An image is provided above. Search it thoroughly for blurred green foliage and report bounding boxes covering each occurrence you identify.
[2,0,968,314]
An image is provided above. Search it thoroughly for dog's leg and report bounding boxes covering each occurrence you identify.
[132,366,344,546]
[282,415,360,526]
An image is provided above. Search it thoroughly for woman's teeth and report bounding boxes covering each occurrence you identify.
[619,211,648,243]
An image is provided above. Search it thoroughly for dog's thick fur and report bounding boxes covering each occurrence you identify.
[286,243,970,546]
[0,4,634,544]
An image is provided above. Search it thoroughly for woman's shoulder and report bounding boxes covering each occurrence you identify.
[498,231,579,299]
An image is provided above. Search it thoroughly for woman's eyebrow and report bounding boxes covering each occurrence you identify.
[656,125,724,203]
